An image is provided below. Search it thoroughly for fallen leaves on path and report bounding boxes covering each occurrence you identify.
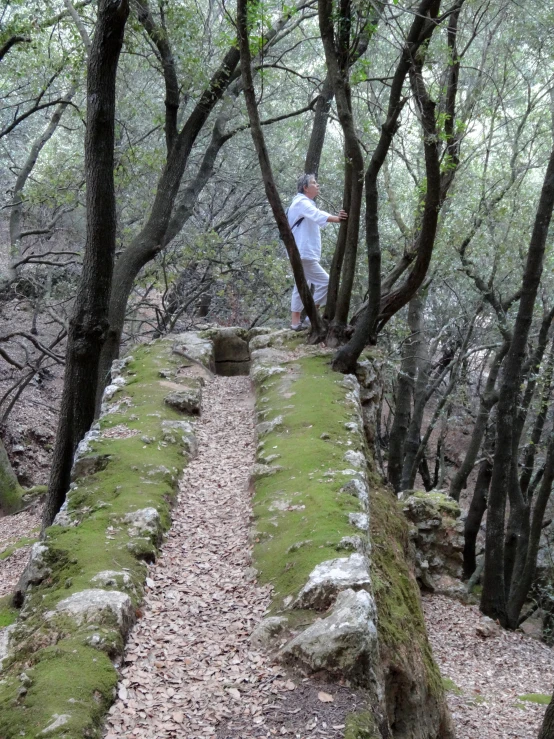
[423,593,554,738]
[104,377,364,739]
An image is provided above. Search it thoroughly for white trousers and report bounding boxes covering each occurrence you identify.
[291,259,329,313]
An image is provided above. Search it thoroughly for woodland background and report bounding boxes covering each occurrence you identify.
[2,1,554,729]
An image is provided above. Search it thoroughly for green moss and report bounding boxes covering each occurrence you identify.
[410,490,460,516]
[252,354,367,608]
[344,710,380,739]
[518,693,551,705]
[442,677,463,695]
[0,595,18,628]
[0,534,38,560]
[370,485,443,700]
[1,339,198,736]
[0,638,117,738]
[0,438,24,514]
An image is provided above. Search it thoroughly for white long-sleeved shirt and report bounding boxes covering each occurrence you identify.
[287,193,331,261]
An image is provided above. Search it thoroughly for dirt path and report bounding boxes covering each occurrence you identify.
[103,377,362,739]
[423,594,554,739]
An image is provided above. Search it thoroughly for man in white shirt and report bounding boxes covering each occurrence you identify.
[288,174,348,330]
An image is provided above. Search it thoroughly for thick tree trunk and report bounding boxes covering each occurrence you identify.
[481,144,554,625]
[42,0,129,528]
[507,433,554,627]
[539,691,554,739]
[387,293,424,491]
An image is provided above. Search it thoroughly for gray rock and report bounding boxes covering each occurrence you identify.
[160,419,197,457]
[0,624,16,670]
[349,512,369,531]
[250,616,288,647]
[213,330,250,362]
[51,589,135,638]
[71,453,111,481]
[292,553,371,610]
[103,376,126,401]
[40,714,72,735]
[251,463,281,480]
[256,415,283,438]
[90,570,134,591]
[13,543,51,607]
[344,450,366,469]
[340,478,369,504]
[124,507,162,545]
[164,386,202,415]
[281,589,378,683]
[336,536,365,553]
[172,332,215,369]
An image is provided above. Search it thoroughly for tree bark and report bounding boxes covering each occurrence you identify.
[450,341,507,501]
[304,76,334,176]
[481,143,554,626]
[539,691,554,739]
[42,0,129,529]
[387,293,424,491]
[464,450,492,579]
[237,0,321,337]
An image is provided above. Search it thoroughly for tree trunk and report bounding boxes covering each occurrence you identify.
[507,433,554,627]
[0,438,23,514]
[481,144,554,625]
[42,0,129,528]
[237,0,321,337]
[387,293,424,491]
[304,75,334,176]
[450,342,507,501]
[464,454,492,579]
[539,691,554,739]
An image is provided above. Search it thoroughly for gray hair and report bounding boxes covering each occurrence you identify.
[297,173,316,193]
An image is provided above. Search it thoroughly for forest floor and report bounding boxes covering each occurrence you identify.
[0,375,553,737]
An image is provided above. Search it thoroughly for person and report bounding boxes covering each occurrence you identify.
[288,173,348,330]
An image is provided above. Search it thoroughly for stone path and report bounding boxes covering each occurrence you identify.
[103,377,362,739]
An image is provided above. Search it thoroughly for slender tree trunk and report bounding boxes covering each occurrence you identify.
[304,76,334,176]
[464,453,492,579]
[387,293,424,491]
[450,342,507,500]
[237,0,321,337]
[481,144,554,625]
[42,0,129,529]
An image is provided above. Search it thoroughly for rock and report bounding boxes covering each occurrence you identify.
[340,478,369,504]
[103,376,126,403]
[110,356,133,379]
[40,714,72,735]
[281,589,378,683]
[251,463,281,480]
[251,363,286,385]
[50,589,135,638]
[336,536,365,553]
[160,419,197,457]
[90,570,134,591]
[13,543,51,607]
[164,386,202,415]
[432,574,468,601]
[71,453,111,481]
[292,553,372,610]
[213,330,250,362]
[349,512,369,531]
[476,615,501,639]
[256,416,283,438]
[172,332,215,370]
[123,507,162,545]
[344,450,366,469]
[250,616,288,647]
[403,491,464,585]
[0,624,16,670]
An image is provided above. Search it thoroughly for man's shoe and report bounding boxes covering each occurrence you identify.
[302,317,311,327]
[290,323,302,331]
